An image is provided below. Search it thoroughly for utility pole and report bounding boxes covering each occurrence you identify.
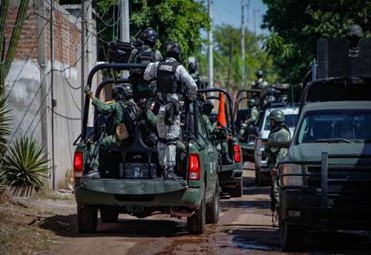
[208,0,214,88]
[80,0,85,122]
[253,8,260,36]
[120,0,130,43]
[241,0,246,88]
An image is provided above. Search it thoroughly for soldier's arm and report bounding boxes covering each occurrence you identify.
[143,62,158,81]
[266,131,291,148]
[92,98,116,114]
[176,65,197,100]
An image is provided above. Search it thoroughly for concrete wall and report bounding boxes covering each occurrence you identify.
[5,0,97,188]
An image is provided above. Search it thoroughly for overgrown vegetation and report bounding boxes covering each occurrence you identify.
[1,136,49,189]
[262,0,371,85]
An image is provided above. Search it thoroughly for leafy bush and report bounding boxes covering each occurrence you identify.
[0,95,11,185]
[1,136,49,189]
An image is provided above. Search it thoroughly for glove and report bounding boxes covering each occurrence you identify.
[84,86,93,97]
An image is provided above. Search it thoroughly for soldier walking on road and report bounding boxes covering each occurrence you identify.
[265,109,291,226]
[144,42,197,180]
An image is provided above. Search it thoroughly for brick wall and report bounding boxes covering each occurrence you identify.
[6,8,39,60]
[5,5,81,66]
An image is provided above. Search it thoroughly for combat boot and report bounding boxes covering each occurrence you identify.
[84,168,101,179]
[222,153,233,165]
[165,167,182,180]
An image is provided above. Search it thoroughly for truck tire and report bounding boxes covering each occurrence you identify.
[77,204,98,233]
[206,180,220,224]
[100,208,119,223]
[280,219,304,251]
[187,193,206,234]
[230,178,243,197]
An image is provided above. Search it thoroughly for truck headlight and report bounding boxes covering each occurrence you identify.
[280,164,305,187]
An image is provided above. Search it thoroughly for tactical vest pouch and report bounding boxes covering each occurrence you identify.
[152,99,161,115]
[164,100,180,125]
[116,123,129,140]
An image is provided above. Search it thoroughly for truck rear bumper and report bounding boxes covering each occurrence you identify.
[75,179,201,208]
[280,189,371,231]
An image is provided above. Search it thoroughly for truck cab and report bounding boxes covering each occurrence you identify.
[278,38,371,250]
[73,63,220,234]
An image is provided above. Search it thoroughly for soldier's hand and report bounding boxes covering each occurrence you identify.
[84,86,93,97]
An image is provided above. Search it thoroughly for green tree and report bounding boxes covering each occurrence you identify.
[262,0,371,84]
[90,0,209,63]
[199,24,277,90]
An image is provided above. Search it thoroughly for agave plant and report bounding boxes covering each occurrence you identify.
[0,95,11,156]
[2,136,49,189]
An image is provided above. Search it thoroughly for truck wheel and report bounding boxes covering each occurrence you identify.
[100,208,119,223]
[77,204,98,233]
[206,180,220,224]
[230,178,243,197]
[280,219,304,251]
[187,194,206,234]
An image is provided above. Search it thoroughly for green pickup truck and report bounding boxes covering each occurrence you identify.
[278,38,371,250]
[198,88,243,197]
[73,63,220,234]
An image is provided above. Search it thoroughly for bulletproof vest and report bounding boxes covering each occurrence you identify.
[135,46,156,65]
[131,46,156,76]
[119,101,141,133]
[157,61,182,93]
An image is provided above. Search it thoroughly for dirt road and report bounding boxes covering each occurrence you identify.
[38,166,371,255]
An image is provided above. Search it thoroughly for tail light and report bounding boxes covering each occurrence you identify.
[188,153,201,180]
[73,151,83,178]
[233,143,241,163]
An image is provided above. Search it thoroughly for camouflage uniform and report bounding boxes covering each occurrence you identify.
[239,105,259,137]
[266,121,291,211]
[85,87,140,178]
[144,55,197,179]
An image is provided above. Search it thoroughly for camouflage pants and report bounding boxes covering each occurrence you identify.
[156,104,180,168]
[271,174,280,211]
[89,135,122,170]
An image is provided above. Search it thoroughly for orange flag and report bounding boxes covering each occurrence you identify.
[217,92,227,127]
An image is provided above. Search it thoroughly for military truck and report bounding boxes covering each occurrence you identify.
[198,88,243,197]
[278,38,371,250]
[73,63,220,234]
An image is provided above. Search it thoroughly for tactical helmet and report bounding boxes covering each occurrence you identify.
[188,57,199,74]
[256,70,264,78]
[139,27,159,46]
[202,100,214,115]
[112,84,133,101]
[346,24,363,38]
[166,42,181,59]
[248,98,255,107]
[269,109,285,122]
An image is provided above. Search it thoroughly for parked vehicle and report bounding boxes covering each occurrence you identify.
[198,88,244,197]
[73,63,220,234]
[253,105,298,186]
[278,38,371,250]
